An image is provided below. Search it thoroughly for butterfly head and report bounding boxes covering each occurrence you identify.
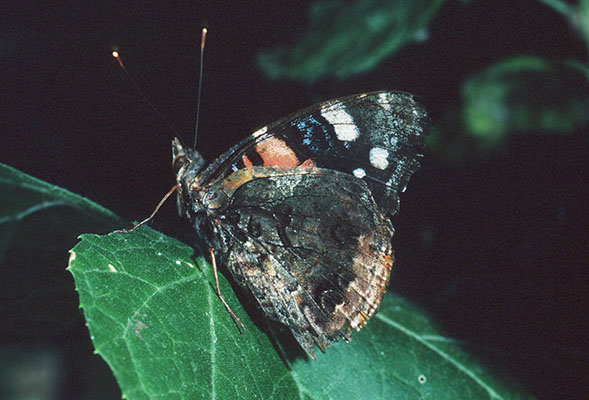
[172,138,206,216]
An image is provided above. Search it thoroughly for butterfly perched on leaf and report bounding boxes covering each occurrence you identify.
[171,91,428,359]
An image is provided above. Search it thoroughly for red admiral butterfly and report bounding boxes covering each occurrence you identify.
[172,91,427,359]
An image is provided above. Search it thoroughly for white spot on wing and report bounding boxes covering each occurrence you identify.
[369,147,389,170]
[251,125,268,138]
[321,104,360,142]
[353,168,366,179]
[378,92,391,111]
[389,136,398,149]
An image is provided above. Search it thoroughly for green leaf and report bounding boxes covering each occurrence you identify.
[538,0,589,47]
[461,56,589,146]
[69,227,534,399]
[68,228,300,400]
[0,163,124,337]
[0,163,122,229]
[256,0,445,82]
[292,295,535,399]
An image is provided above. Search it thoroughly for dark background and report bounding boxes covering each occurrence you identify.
[1,1,588,399]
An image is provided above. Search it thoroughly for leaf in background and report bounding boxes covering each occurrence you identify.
[69,226,534,399]
[257,0,445,82]
[462,56,589,146]
[0,163,124,337]
[538,0,589,47]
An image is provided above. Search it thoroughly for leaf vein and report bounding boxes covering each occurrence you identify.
[375,313,504,399]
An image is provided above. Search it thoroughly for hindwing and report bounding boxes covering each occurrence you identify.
[200,167,393,358]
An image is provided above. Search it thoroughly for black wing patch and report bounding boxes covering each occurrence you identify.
[200,92,428,215]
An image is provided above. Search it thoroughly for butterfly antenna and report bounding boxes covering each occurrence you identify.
[111,50,181,136]
[194,28,207,149]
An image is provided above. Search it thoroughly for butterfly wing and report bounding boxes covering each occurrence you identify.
[203,166,394,358]
[178,91,427,358]
[198,91,428,215]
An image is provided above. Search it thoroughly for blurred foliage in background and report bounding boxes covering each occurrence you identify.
[257,0,589,154]
[257,0,446,82]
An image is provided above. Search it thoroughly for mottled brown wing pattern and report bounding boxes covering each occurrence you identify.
[203,167,393,358]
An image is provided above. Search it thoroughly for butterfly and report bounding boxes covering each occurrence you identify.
[171,91,428,359]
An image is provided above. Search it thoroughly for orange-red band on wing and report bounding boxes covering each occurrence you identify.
[241,137,316,169]
[256,137,300,168]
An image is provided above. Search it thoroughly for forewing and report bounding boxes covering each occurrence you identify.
[208,167,394,358]
[200,91,428,215]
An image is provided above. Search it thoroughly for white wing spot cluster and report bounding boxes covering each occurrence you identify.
[108,264,117,273]
[369,147,389,170]
[353,168,366,179]
[321,104,360,142]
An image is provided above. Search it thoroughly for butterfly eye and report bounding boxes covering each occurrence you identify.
[173,155,189,175]
[202,190,228,210]
[204,191,217,202]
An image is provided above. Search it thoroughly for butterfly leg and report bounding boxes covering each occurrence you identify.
[114,184,179,234]
[208,248,246,333]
